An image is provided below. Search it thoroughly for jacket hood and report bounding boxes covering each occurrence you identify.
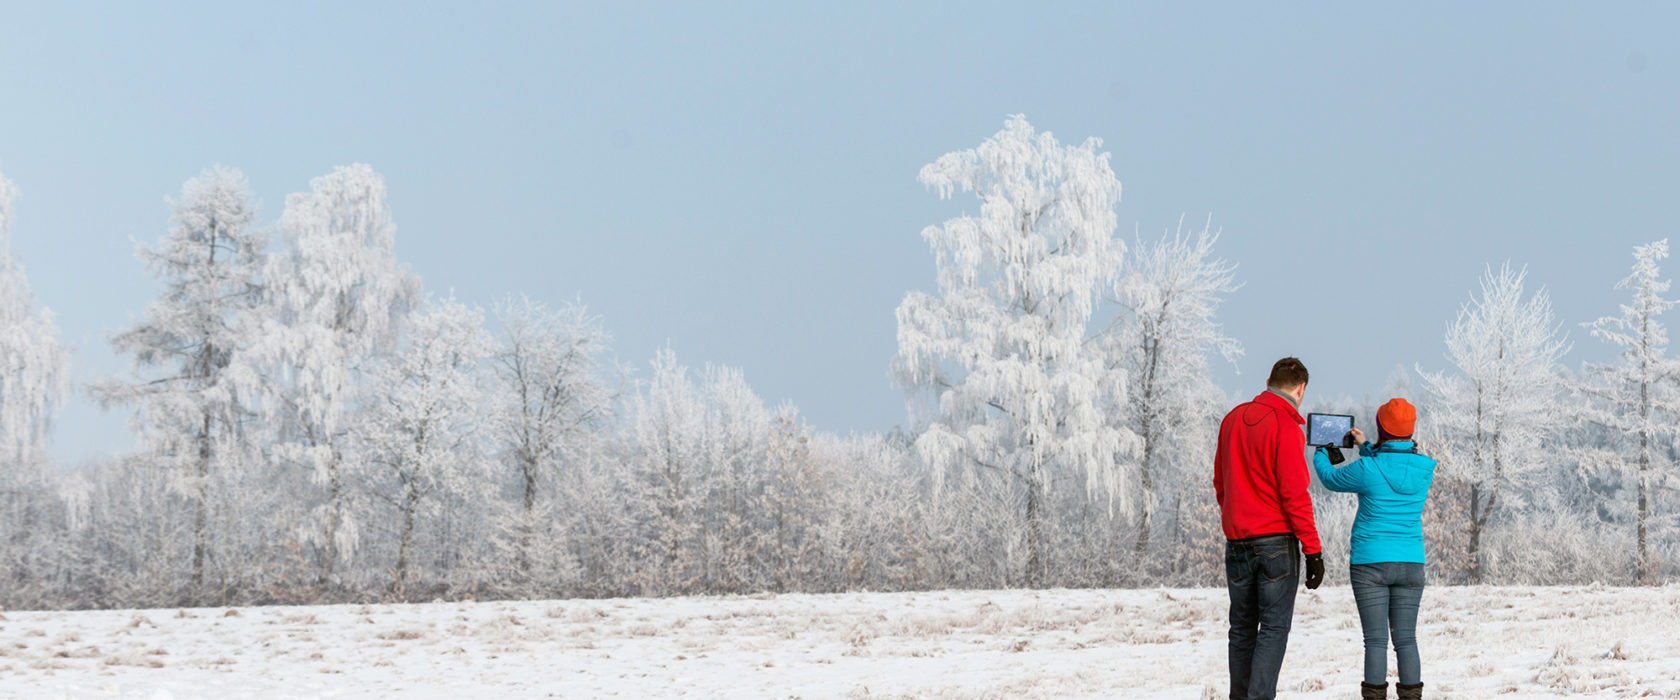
[1375,442,1435,495]
[1248,391,1305,426]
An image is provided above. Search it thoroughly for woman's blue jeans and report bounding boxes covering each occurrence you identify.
[1349,562,1424,686]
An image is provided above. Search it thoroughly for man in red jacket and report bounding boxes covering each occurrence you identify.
[1214,357,1324,700]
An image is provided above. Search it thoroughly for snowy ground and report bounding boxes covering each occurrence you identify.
[2,584,1677,699]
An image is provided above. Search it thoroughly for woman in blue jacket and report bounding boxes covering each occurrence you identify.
[1312,398,1435,700]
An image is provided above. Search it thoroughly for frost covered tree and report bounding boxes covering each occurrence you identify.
[353,296,493,599]
[1420,264,1569,583]
[1094,217,1242,561]
[93,166,266,599]
[813,431,925,590]
[626,348,707,595]
[489,296,614,585]
[258,164,421,583]
[697,364,771,592]
[892,115,1136,587]
[0,169,70,603]
[764,407,822,592]
[0,170,68,468]
[1576,239,1680,583]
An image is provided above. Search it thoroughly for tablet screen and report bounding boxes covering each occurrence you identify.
[1307,413,1354,446]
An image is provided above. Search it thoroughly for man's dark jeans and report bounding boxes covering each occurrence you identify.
[1226,535,1299,700]
[1350,562,1425,686]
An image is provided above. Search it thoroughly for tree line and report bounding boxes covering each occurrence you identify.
[0,117,1673,610]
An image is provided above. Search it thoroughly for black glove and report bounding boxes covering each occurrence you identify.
[1319,444,1345,465]
[1304,552,1324,590]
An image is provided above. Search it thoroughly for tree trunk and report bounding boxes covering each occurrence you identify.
[1637,472,1650,584]
[395,483,419,601]
[1467,481,1497,585]
[1637,376,1652,584]
[192,412,211,600]
[774,487,787,593]
[519,456,537,581]
[1134,445,1154,560]
[1467,482,1482,585]
[1025,465,1045,589]
[1133,335,1161,560]
[319,450,342,586]
[1637,313,1652,584]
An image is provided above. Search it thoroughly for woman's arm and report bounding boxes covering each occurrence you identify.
[1312,447,1367,493]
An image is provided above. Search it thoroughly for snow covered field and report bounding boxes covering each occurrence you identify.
[2,584,1677,699]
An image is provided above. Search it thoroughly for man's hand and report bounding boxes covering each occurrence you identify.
[1349,428,1366,445]
[1304,552,1324,589]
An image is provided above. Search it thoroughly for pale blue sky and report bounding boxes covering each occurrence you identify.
[1,2,1673,463]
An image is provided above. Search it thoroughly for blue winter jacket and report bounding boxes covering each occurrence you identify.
[1311,441,1437,565]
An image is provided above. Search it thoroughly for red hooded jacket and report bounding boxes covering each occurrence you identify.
[1213,390,1322,555]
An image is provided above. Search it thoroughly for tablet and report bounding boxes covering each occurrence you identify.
[1307,413,1354,447]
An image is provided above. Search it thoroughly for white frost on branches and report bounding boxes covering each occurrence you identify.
[353,295,494,598]
[258,163,422,580]
[0,170,69,467]
[490,295,616,584]
[1420,263,1569,583]
[1575,239,1680,582]
[92,165,266,596]
[1096,217,1243,558]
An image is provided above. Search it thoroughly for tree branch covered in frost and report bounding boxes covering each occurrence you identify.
[88,165,270,602]
[0,168,73,609]
[892,115,1138,587]
[1572,239,1680,583]
[0,170,69,467]
[255,163,422,583]
[352,294,494,600]
[1094,217,1242,568]
[489,295,617,591]
[1420,263,1569,583]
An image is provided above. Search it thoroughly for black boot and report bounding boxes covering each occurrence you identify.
[1396,682,1423,699]
[1361,681,1388,699]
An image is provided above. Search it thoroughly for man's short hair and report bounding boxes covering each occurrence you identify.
[1267,357,1309,389]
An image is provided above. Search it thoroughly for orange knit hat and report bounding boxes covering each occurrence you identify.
[1377,398,1417,438]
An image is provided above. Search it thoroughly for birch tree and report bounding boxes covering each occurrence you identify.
[892,115,1136,588]
[0,170,69,467]
[0,169,70,601]
[259,163,421,583]
[1420,263,1569,583]
[93,165,266,600]
[1094,217,1242,561]
[1576,239,1680,583]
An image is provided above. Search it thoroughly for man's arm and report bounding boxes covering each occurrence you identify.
[1213,416,1227,508]
[1275,422,1322,555]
